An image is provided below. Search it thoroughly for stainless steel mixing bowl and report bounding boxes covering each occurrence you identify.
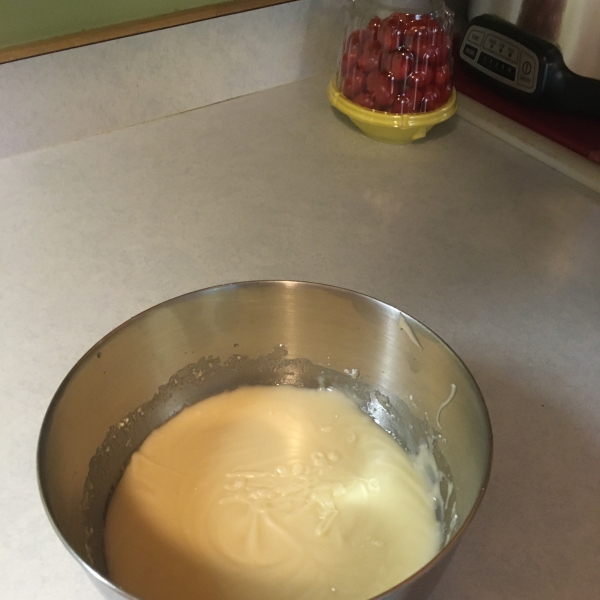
[38,281,492,600]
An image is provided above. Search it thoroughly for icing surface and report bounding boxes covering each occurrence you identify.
[105,385,441,600]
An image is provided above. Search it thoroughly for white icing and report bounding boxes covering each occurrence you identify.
[105,386,442,600]
[398,315,422,349]
[435,384,457,430]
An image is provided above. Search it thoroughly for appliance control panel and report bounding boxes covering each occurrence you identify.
[460,25,540,93]
[459,14,600,116]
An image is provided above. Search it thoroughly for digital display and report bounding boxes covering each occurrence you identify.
[477,51,516,81]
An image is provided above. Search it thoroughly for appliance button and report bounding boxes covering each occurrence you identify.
[517,72,534,90]
[483,35,500,53]
[517,50,539,92]
[501,42,519,64]
[462,44,478,60]
[467,29,484,46]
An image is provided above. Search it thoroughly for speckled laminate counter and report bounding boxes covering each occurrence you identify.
[1,74,599,600]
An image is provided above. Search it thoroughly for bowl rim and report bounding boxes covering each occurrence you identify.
[37,279,493,600]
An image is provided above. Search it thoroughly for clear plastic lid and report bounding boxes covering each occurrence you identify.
[335,0,455,115]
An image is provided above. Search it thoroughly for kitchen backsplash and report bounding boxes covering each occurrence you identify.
[0,0,342,159]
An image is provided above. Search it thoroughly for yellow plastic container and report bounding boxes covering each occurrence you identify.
[327,77,458,144]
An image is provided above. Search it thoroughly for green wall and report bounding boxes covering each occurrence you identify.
[0,0,227,49]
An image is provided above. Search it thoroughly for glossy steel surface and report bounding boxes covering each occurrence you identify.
[468,0,600,80]
[38,281,492,600]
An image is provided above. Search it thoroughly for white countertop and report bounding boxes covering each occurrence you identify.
[2,73,600,600]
